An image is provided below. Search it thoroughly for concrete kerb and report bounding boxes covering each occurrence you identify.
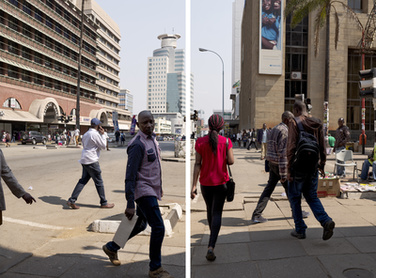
[91,203,182,237]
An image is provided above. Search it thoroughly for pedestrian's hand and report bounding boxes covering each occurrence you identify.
[191,189,197,200]
[22,193,36,205]
[318,165,326,178]
[125,208,136,220]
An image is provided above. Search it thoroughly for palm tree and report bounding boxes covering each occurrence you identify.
[285,0,362,111]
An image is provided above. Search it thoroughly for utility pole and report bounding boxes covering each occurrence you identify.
[76,0,85,130]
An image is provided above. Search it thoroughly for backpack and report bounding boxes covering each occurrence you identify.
[292,117,320,176]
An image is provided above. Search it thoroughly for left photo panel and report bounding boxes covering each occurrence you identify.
[0,0,186,277]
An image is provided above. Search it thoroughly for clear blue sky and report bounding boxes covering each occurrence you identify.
[94,0,235,120]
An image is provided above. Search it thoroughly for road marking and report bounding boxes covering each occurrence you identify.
[3,217,73,230]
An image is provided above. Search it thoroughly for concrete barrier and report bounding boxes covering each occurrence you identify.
[91,203,182,237]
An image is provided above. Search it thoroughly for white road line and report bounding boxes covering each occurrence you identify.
[3,217,73,230]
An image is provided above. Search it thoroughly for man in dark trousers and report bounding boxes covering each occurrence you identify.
[251,112,293,223]
[287,101,335,240]
[67,118,114,209]
[103,111,173,278]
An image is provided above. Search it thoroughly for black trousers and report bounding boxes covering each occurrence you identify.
[201,184,227,248]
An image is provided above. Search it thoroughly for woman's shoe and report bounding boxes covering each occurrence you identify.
[206,249,216,261]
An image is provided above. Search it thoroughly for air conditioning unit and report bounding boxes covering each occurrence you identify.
[291,72,302,80]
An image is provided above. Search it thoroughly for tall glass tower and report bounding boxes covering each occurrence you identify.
[147,34,193,114]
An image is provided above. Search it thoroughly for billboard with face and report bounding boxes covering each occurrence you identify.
[259,0,283,75]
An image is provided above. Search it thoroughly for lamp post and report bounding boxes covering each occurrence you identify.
[199,48,225,121]
[76,0,85,131]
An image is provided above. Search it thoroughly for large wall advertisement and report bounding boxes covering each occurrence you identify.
[259,0,283,75]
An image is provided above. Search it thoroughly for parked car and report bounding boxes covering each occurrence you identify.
[21,131,47,145]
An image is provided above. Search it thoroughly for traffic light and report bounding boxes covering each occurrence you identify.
[58,114,66,122]
[359,68,376,98]
[190,110,198,121]
[65,115,72,123]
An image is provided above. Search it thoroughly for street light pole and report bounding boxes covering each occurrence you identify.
[199,48,224,121]
[76,0,85,131]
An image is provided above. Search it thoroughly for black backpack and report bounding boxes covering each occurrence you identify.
[292,117,320,176]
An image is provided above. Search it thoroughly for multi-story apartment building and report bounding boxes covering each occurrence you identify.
[0,0,102,136]
[118,88,133,114]
[78,0,131,130]
[147,33,193,115]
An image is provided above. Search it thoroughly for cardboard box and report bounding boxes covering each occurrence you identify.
[317,177,340,198]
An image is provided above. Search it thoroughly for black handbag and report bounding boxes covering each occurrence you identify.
[226,138,235,202]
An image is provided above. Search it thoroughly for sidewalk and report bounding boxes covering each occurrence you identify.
[190,146,376,278]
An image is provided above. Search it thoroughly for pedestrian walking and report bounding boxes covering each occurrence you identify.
[120,131,125,145]
[67,118,114,209]
[287,101,335,240]
[103,111,173,278]
[333,117,351,177]
[191,114,234,261]
[115,130,120,145]
[257,123,269,159]
[247,128,258,150]
[1,149,36,225]
[242,129,248,149]
[251,112,294,223]
[5,132,11,147]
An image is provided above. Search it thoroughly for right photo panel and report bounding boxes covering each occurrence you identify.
[190,0,376,277]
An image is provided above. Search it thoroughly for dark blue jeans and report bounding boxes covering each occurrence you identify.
[68,162,107,206]
[252,163,288,218]
[107,196,165,271]
[288,172,332,234]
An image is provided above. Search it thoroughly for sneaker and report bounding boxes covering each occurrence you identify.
[100,203,115,208]
[322,220,335,240]
[149,267,173,278]
[206,249,216,262]
[290,230,306,239]
[302,211,310,218]
[251,215,268,224]
[102,245,121,266]
[67,201,80,209]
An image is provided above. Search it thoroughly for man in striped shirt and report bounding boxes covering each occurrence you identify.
[251,111,294,223]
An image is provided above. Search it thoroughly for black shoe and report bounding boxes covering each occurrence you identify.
[322,220,335,240]
[290,230,306,239]
[206,249,216,261]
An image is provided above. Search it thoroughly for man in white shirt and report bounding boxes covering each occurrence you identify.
[67,118,114,209]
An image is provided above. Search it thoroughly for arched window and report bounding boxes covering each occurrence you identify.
[2,97,22,109]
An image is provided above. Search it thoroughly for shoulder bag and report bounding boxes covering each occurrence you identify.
[225,138,235,202]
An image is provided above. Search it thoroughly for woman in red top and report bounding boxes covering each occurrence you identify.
[191,114,234,261]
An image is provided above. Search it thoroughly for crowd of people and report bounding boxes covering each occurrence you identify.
[1,104,376,278]
[191,100,376,262]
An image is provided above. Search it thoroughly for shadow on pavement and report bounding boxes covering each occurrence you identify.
[0,246,185,277]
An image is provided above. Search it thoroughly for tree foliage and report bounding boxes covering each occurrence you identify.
[285,0,362,56]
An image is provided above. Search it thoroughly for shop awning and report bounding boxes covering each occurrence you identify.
[0,109,41,123]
